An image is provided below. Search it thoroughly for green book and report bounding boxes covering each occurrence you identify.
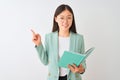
[58,47,95,68]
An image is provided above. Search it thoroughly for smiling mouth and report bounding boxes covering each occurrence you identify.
[62,25,69,27]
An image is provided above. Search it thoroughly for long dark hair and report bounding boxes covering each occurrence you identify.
[52,4,77,33]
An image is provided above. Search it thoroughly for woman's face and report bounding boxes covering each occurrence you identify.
[55,9,73,32]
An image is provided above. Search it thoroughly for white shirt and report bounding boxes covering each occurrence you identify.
[59,36,70,76]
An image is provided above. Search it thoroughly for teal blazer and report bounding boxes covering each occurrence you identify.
[36,31,86,80]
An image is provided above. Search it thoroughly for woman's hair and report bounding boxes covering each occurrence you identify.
[52,4,77,33]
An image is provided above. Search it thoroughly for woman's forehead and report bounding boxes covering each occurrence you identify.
[58,9,72,16]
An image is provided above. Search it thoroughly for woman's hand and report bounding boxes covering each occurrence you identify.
[31,29,41,46]
[68,64,85,74]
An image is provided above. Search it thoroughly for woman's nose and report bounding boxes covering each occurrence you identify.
[64,18,68,24]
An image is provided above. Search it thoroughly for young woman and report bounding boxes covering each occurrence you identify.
[31,4,86,80]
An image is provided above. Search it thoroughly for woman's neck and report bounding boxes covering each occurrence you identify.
[59,30,70,37]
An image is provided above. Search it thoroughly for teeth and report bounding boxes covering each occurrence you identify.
[63,25,68,27]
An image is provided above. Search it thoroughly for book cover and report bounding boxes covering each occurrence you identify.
[58,47,95,68]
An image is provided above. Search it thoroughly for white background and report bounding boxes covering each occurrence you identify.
[0,0,120,80]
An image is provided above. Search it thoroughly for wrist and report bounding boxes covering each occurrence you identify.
[79,69,85,74]
[35,43,41,47]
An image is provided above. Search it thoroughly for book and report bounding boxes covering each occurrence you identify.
[58,47,95,68]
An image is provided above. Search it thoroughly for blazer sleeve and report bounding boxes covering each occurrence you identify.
[35,34,48,65]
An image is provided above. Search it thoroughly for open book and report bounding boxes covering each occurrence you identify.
[58,47,95,68]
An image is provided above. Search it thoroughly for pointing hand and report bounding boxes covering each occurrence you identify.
[31,29,41,46]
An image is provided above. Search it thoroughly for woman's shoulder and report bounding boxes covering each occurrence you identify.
[70,31,84,38]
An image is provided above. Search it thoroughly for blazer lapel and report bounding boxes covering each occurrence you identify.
[53,31,59,63]
[69,32,75,51]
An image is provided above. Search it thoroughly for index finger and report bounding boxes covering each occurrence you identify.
[31,29,36,35]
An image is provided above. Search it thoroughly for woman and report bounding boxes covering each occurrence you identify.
[31,4,86,80]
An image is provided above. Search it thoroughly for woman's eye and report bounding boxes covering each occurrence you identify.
[68,17,72,19]
[60,17,64,19]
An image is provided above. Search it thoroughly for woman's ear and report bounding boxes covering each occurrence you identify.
[55,17,58,23]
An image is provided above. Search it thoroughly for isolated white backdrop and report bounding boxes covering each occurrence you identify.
[0,0,120,80]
